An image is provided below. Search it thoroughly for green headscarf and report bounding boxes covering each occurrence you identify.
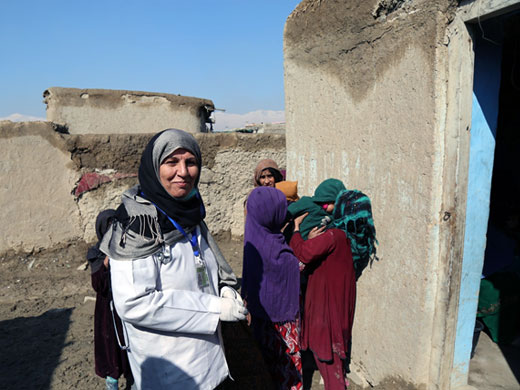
[287,196,329,240]
[312,178,347,204]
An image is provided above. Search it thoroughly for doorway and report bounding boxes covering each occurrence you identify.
[468,12,520,389]
[452,9,520,389]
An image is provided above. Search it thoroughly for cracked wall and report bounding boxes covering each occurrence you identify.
[284,0,462,388]
[0,121,286,254]
[71,132,286,242]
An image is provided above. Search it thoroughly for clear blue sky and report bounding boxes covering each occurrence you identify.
[0,1,300,123]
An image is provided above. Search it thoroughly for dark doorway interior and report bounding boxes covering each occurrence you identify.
[475,11,520,384]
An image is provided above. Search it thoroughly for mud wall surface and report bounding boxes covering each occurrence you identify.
[284,0,462,388]
[0,120,285,254]
[44,87,214,134]
[0,121,82,253]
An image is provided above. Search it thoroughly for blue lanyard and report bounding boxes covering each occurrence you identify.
[141,192,200,257]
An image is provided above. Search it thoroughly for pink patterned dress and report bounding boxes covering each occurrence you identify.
[251,316,303,390]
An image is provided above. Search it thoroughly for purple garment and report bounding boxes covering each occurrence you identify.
[242,187,300,322]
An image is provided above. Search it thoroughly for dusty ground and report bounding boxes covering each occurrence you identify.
[6,238,505,390]
[0,239,337,390]
[6,238,509,390]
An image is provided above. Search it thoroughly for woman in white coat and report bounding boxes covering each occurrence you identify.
[101,129,247,390]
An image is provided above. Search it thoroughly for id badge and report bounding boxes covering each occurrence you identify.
[196,262,210,289]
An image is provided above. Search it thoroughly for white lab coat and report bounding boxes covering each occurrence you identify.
[110,226,228,390]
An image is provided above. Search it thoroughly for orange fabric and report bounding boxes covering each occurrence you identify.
[276,181,300,202]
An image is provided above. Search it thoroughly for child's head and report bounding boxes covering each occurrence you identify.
[312,179,345,214]
[95,209,117,242]
[319,202,335,213]
[312,178,346,214]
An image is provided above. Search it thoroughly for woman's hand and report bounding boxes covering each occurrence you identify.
[219,298,248,322]
[220,287,248,322]
[243,298,252,326]
[293,212,309,231]
[308,225,326,239]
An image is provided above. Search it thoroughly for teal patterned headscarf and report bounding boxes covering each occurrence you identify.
[333,189,378,279]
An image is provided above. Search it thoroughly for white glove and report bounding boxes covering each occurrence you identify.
[219,297,248,322]
[220,286,244,305]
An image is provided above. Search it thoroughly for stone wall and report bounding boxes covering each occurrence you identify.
[44,87,214,134]
[284,1,469,389]
[0,120,285,254]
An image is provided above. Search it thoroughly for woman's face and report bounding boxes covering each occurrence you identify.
[159,148,199,198]
[259,169,276,187]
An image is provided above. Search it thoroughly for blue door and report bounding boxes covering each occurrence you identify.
[451,20,502,388]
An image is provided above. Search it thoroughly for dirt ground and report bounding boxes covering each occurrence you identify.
[0,238,337,390]
[3,237,517,390]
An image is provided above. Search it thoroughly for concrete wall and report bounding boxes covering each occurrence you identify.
[284,1,472,388]
[0,120,285,254]
[44,87,214,134]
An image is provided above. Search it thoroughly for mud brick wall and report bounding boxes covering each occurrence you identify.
[44,87,214,134]
[0,120,285,254]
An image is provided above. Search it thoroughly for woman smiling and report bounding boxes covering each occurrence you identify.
[101,129,246,390]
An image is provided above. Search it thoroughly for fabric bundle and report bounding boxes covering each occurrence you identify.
[287,178,378,279]
[287,196,328,240]
[312,178,346,204]
[286,178,346,240]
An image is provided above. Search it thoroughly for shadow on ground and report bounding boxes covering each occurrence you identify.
[0,308,73,389]
[499,342,520,384]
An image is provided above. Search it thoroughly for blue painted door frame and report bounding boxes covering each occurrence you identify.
[451,24,502,388]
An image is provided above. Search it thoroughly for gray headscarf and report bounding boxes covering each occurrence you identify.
[150,128,202,189]
[100,129,238,289]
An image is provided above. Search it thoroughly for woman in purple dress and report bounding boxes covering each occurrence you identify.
[242,186,302,390]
